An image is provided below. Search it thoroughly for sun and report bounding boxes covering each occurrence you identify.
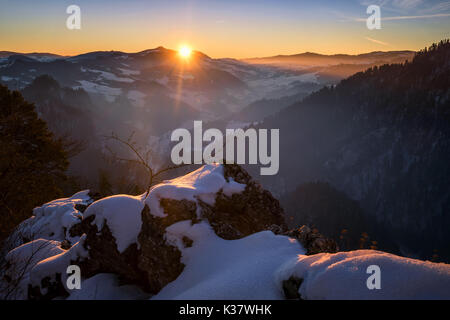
[179,45,192,58]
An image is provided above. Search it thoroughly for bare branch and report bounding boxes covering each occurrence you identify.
[102,132,189,197]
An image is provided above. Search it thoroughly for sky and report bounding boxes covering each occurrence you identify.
[0,0,449,58]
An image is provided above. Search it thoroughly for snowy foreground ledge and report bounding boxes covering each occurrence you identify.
[153,223,450,300]
[1,164,450,300]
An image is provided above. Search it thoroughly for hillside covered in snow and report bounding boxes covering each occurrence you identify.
[1,164,449,300]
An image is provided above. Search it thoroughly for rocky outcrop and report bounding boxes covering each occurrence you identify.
[134,165,287,293]
[2,164,342,300]
[284,225,338,255]
[25,164,288,298]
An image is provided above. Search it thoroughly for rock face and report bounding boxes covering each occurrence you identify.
[204,165,287,239]
[284,226,338,255]
[15,164,288,299]
[71,215,149,292]
[137,202,198,294]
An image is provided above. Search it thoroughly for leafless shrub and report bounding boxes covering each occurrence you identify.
[103,132,188,196]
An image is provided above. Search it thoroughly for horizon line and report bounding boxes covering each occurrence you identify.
[0,46,419,61]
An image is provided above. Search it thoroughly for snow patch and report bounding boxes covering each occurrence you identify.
[84,195,145,253]
[29,235,89,293]
[88,69,135,83]
[276,250,450,300]
[20,190,91,243]
[127,90,147,107]
[75,80,122,102]
[154,221,305,300]
[145,164,246,217]
[68,273,150,300]
[117,67,140,76]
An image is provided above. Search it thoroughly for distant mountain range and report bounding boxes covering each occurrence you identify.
[0,51,65,61]
[244,50,415,81]
[244,50,414,65]
[0,47,415,90]
[0,48,415,65]
[0,47,326,118]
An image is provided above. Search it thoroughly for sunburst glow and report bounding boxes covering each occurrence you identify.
[179,45,192,58]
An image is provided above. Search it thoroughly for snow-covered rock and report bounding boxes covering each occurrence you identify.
[1,164,450,300]
[153,221,305,300]
[2,190,92,252]
[2,239,64,299]
[4,163,285,298]
[83,195,145,253]
[67,273,149,300]
[145,164,246,218]
[277,250,450,300]
[28,235,89,300]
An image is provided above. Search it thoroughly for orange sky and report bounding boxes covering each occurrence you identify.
[0,1,449,58]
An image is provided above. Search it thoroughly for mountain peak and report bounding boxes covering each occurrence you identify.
[137,46,172,55]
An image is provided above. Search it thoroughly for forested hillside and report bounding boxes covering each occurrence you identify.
[260,40,450,261]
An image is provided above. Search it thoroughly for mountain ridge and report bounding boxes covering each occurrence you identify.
[244,50,414,60]
[0,48,414,61]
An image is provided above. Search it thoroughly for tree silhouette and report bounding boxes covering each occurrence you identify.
[0,85,69,240]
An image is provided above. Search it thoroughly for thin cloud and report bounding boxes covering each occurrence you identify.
[355,12,450,21]
[391,0,424,10]
[365,37,390,46]
[359,0,450,15]
[421,1,450,14]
